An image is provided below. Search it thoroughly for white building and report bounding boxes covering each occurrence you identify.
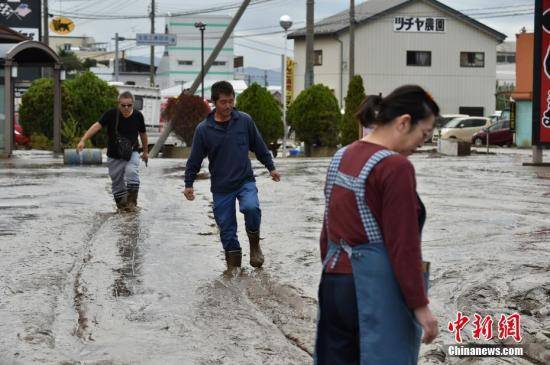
[289,0,506,116]
[496,41,516,86]
[156,15,235,90]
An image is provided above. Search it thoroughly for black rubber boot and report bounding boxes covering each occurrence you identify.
[225,250,242,270]
[127,190,139,210]
[246,229,264,268]
[114,196,128,211]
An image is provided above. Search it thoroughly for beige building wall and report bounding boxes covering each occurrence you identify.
[293,1,501,115]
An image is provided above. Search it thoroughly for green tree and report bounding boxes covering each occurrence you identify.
[82,58,98,69]
[19,78,72,139]
[64,71,118,147]
[340,75,366,145]
[163,93,210,146]
[19,71,118,148]
[237,83,283,157]
[287,84,340,156]
[57,48,84,75]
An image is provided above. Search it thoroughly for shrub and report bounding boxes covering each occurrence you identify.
[162,93,210,146]
[237,83,283,157]
[341,75,366,145]
[287,84,340,155]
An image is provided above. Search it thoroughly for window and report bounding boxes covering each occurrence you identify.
[178,60,193,66]
[63,43,72,51]
[471,119,488,127]
[496,54,515,64]
[213,61,227,66]
[134,96,144,111]
[460,52,485,67]
[459,106,484,116]
[406,51,431,66]
[314,50,323,66]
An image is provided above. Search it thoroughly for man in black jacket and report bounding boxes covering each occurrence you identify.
[77,91,148,211]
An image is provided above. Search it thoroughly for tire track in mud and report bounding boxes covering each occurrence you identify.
[71,212,115,341]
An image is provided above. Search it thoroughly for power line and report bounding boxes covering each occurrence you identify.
[234,41,282,56]
[51,0,280,19]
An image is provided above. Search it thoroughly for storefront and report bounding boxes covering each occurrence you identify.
[0,40,62,157]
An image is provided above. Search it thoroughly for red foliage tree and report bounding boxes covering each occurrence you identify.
[162,92,211,146]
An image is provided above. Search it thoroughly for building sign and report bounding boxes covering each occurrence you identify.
[286,57,294,107]
[394,16,446,33]
[509,102,516,132]
[0,1,41,41]
[533,0,550,144]
[14,85,30,98]
[11,26,38,40]
[49,16,74,35]
[136,33,177,46]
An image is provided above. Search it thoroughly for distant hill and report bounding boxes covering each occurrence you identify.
[237,67,282,86]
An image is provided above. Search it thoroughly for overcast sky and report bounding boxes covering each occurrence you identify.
[50,0,534,69]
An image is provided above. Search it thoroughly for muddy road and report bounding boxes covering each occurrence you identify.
[1,149,549,364]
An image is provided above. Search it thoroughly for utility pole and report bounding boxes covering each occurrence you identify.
[114,33,121,81]
[43,0,49,45]
[150,0,252,157]
[150,0,156,87]
[264,70,268,87]
[305,0,314,88]
[349,0,355,80]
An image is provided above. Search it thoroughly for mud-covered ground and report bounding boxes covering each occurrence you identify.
[1,149,549,364]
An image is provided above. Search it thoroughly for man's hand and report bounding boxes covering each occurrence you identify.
[183,187,195,201]
[413,306,439,344]
[141,151,149,165]
[76,140,85,153]
[270,170,281,182]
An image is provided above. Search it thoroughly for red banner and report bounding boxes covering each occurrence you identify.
[536,0,550,143]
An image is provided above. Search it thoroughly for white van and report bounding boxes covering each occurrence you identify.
[109,82,180,150]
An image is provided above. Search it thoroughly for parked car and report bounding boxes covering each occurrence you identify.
[471,119,513,146]
[438,117,491,143]
[14,122,29,146]
[500,109,511,121]
[488,111,502,124]
[431,114,468,142]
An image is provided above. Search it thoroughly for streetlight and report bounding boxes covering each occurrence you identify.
[195,21,206,100]
[279,15,292,158]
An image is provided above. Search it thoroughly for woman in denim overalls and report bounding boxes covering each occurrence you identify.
[315,85,440,364]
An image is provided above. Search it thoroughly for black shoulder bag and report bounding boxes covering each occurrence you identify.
[114,110,134,161]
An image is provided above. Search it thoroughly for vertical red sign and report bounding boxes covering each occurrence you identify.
[534,0,550,144]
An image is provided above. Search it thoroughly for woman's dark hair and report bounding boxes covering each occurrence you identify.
[211,81,235,102]
[355,85,440,128]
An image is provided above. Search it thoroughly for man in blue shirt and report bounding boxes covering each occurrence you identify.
[183,81,281,270]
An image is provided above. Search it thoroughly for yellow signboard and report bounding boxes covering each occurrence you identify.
[286,58,295,107]
[49,17,75,35]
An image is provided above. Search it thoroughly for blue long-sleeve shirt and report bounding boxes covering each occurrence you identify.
[184,109,276,193]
